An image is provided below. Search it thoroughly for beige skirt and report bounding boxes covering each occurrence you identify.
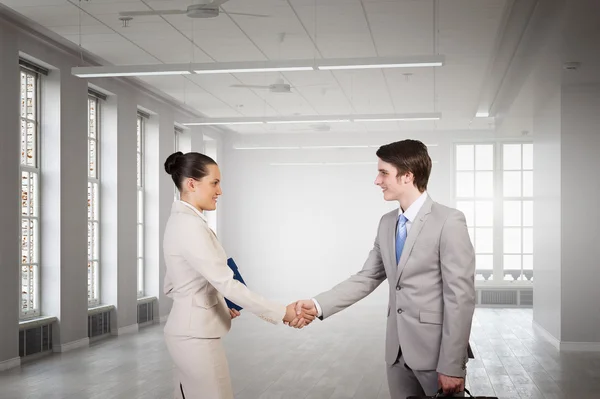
[164,334,234,399]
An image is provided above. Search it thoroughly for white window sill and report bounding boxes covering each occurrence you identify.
[88,304,115,316]
[475,281,533,289]
[19,316,57,330]
[137,296,157,305]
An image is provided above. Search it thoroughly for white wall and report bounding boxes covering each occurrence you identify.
[0,13,215,366]
[560,83,600,345]
[219,131,489,304]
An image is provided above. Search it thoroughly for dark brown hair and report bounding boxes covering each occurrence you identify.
[164,151,217,191]
[376,139,431,192]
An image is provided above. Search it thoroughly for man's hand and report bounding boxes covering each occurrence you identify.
[438,373,464,395]
[283,300,318,329]
[283,302,316,327]
[229,309,241,319]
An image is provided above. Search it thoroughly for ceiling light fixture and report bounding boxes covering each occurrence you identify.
[183,113,442,127]
[72,55,445,78]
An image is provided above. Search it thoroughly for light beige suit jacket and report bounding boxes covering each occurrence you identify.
[314,196,476,377]
[163,201,285,338]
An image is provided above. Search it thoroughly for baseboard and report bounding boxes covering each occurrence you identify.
[53,337,89,353]
[0,357,21,371]
[560,341,600,352]
[114,324,139,336]
[532,321,560,350]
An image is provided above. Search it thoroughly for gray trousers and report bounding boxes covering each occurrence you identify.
[386,353,465,399]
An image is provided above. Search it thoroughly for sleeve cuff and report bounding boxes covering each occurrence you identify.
[312,298,323,318]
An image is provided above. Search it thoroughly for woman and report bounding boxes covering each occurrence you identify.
[162,151,314,399]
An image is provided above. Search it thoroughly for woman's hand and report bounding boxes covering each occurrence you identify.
[229,308,241,319]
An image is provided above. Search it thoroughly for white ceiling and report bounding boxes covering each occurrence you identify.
[2,0,508,133]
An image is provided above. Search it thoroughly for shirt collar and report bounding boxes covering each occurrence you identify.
[399,191,428,223]
[178,200,207,222]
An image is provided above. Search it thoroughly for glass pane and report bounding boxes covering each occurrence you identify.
[475,171,493,198]
[504,228,521,253]
[138,258,144,294]
[523,228,533,253]
[476,254,493,270]
[26,121,36,167]
[503,144,522,170]
[88,223,93,260]
[456,201,474,227]
[456,172,474,197]
[30,219,37,264]
[475,201,493,227]
[30,173,37,217]
[88,98,97,139]
[456,145,474,171]
[93,183,99,221]
[21,265,31,311]
[20,119,27,164]
[21,219,29,264]
[87,182,93,220]
[522,144,533,169]
[523,201,533,227]
[523,171,533,197]
[475,145,493,171]
[89,139,97,178]
[137,152,142,187]
[20,72,27,118]
[137,118,142,153]
[504,255,521,271]
[21,172,29,216]
[94,222,100,260]
[88,261,93,300]
[503,171,522,197]
[138,224,144,258]
[138,190,144,223]
[475,228,493,253]
[523,254,533,270]
[26,74,36,120]
[503,201,522,227]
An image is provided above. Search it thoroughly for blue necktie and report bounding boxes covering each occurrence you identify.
[396,215,408,265]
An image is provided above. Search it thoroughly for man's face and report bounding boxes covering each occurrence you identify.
[374,159,409,202]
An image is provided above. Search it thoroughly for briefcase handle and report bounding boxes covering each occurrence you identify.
[434,388,475,397]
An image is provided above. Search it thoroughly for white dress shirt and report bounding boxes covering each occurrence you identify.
[311,192,429,317]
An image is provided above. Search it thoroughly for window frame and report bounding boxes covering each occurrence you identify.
[87,94,101,307]
[453,140,533,285]
[137,114,145,298]
[19,67,42,319]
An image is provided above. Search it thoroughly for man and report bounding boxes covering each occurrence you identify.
[293,139,476,398]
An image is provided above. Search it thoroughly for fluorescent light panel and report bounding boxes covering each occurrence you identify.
[184,113,441,126]
[72,55,445,78]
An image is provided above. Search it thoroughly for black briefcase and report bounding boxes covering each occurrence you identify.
[407,388,498,399]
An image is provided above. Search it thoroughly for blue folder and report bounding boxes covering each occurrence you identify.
[225,258,246,311]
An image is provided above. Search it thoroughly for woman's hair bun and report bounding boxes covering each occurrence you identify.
[164,151,184,175]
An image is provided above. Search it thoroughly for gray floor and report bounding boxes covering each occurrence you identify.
[1,305,599,399]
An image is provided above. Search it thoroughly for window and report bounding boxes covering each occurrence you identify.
[137,114,145,297]
[455,144,494,282]
[20,68,41,318]
[174,127,181,200]
[454,143,533,283]
[502,143,533,281]
[87,95,100,305]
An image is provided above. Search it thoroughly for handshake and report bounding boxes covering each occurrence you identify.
[283,299,318,329]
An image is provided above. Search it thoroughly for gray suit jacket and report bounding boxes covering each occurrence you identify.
[314,196,475,377]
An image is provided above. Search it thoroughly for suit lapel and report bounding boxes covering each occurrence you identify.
[396,197,433,282]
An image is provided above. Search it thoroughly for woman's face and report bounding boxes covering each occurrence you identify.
[182,164,222,211]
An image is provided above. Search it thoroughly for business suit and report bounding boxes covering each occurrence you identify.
[314,194,476,398]
[163,201,286,399]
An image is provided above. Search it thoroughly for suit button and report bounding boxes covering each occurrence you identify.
[397,309,403,314]
[396,286,401,291]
